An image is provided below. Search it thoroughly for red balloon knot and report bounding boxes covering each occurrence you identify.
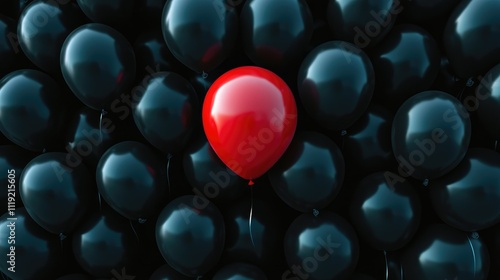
[248,180,254,186]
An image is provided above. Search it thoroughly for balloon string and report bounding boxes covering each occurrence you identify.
[0,271,7,280]
[384,250,388,280]
[167,153,173,197]
[129,220,140,246]
[196,276,203,280]
[466,233,477,279]
[495,140,499,152]
[249,185,256,250]
[99,109,108,143]
[59,233,66,256]
[340,130,347,150]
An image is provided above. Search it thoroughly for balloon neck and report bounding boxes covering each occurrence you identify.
[313,209,319,217]
[59,233,67,241]
[248,180,254,186]
[422,179,429,187]
[466,77,474,87]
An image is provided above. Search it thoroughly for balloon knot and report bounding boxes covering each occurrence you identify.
[101,108,108,115]
[59,233,67,240]
[466,78,474,87]
[167,153,173,160]
[422,179,429,187]
[313,209,319,217]
[202,71,208,79]
[341,130,347,136]
[248,180,254,186]
[471,232,479,239]
[138,218,147,224]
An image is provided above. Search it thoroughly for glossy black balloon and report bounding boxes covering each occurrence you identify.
[134,30,183,76]
[76,0,134,26]
[63,106,118,168]
[133,72,199,155]
[61,23,136,110]
[149,264,190,280]
[0,69,65,152]
[343,105,394,174]
[326,0,398,48]
[0,15,17,76]
[223,197,282,266]
[401,224,489,280]
[298,41,374,130]
[477,63,500,139]
[156,195,225,277]
[392,91,471,180]
[431,148,500,231]
[18,0,86,75]
[183,132,245,203]
[269,131,345,213]
[444,0,500,79]
[72,208,140,278]
[161,0,238,73]
[0,145,33,213]
[350,172,421,251]
[241,0,313,70]
[20,152,94,234]
[96,141,167,221]
[403,0,460,22]
[0,208,62,280]
[213,262,268,280]
[284,211,359,280]
[371,24,440,107]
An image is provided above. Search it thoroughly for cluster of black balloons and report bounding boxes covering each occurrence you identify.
[1,0,500,279]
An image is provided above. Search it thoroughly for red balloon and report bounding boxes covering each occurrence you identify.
[203,66,297,182]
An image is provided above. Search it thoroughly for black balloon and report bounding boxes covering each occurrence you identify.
[431,148,500,231]
[18,0,86,75]
[20,152,95,234]
[60,23,136,110]
[401,224,489,280]
[76,0,134,26]
[63,106,118,168]
[241,0,313,70]
[156,195,225,277]
[392,90,471,180]
[284,211,359,280]
[72,208,140,278]
[477,63,500,139]
[0,145,33,213]
[133,72,199,155]
[350,172,421,251]
[350,273,376,280]
[133,30,183,76]
[213,262,268,280]
[444,0,500,79]
[298,41,374,131]
[96,141,167,221]
[0,69,65,152]
[343,105,394,174]
[0,15,17,76]
[183,132,245,202]
[371,24,440,107]
[0,208,62,280]
[326,0,398,48]
[222,197,282,266]
[161,0,239,73]
[0,0,33,19]
[149,264,190,280]
[269,131,345,213]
